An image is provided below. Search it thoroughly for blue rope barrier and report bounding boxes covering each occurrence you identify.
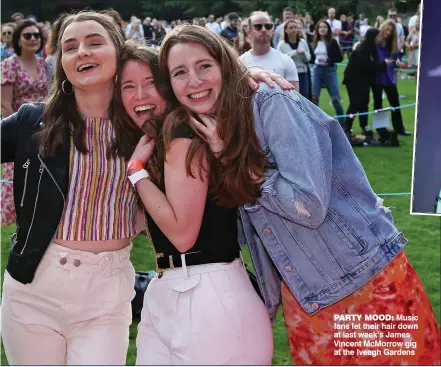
[377,192,411,197]
[335,62,418,72]
[332,102,416,119]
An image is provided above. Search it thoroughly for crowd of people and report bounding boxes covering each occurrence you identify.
[1,4,438,367]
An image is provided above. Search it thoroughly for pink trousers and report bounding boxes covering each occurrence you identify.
[1,242,135,365]
[136,258,274,365]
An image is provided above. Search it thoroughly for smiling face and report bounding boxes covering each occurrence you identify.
[167,42,222,115]
[61,20,117,90]
[19,25,42,54]
[120,60,167,129]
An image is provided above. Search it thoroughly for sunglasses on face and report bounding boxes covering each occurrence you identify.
[389,14,397,17]
[252,23,273,31]
[22,32,41,40]
[2,31,12,36]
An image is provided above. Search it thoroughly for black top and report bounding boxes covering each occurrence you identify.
[325,39,343,66]
[143,24,155,41]
[287,40,299,50]
[146,123,240,262]
[343,44,387,85]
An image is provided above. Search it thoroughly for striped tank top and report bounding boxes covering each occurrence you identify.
[55,117,138,241]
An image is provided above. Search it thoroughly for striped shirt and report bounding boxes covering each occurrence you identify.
[56,117,138,241]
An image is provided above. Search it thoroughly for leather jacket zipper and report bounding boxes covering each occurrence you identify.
[20,159,30,207]
[37,154,67,253]
[21,164,44,255]
[37,154,65,201]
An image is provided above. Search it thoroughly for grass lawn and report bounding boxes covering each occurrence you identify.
[1,67,439,366]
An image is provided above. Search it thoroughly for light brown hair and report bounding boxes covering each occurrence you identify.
[112,41,177,170]
[281,19,301,43]
[159,25,270,208]
[39,11,126,157]
[379,19,398,55]
[313,19,333,47]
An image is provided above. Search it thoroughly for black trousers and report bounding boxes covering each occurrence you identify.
[345,81,370,131]
[371,83,406,134]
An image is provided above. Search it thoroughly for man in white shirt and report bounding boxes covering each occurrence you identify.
[327,8,342,43]
[239,11,299,90]
[205,14,221,33]
[408,3,421,32]
[273,7,295,47]
[220,15,228,30]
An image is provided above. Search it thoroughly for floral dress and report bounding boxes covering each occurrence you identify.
[1,55,48,226]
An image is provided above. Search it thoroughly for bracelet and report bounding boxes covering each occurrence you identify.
[128,169,150,186]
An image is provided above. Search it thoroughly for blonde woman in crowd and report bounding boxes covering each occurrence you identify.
[277,19,311,97]
[234,18,252,55]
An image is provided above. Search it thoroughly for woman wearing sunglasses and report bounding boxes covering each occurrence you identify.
[1,19,47,227]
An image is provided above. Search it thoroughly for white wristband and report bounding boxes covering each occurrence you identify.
[128,169,150,186]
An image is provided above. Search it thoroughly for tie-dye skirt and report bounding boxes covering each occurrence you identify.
[281,251,440,365]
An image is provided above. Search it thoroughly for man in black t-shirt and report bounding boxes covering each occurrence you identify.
[143,17,156,46]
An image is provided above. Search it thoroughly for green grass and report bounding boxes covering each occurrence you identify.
[1,68,439,366]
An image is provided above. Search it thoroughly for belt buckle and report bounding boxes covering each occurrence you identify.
[155,253,175,278]
[155,253,164,278]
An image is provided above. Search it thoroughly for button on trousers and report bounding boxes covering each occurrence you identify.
[1,242,136,365]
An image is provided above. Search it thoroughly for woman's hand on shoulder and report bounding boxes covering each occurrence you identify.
[247,67,295,91]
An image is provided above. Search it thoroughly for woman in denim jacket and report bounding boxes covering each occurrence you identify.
[159,25,440,365]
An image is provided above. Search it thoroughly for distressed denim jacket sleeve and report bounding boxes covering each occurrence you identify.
[254,87,333,229]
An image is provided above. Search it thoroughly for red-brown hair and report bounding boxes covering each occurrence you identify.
[313,19,333,47]
[158,25,270,208]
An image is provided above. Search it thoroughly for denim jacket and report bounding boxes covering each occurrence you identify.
[238,84,407,321]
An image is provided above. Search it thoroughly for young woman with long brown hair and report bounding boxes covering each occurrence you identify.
[158,24,440,366]
[311,19,344,128]
[1,11,141,365]
[114,40,274,365]
[0,9,294,365]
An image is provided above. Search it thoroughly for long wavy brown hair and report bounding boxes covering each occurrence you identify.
[313,19,333,47]
[38,11,131,158]
[158,25,270,208]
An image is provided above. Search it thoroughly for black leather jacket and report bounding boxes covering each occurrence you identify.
[1,103,69,284]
